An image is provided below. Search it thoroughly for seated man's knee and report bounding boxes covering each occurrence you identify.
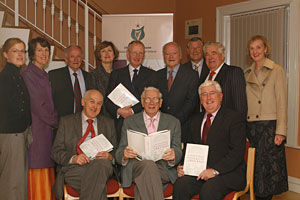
[200,179,224,200]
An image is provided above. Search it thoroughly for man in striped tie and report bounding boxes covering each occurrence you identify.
[51,90,117,200]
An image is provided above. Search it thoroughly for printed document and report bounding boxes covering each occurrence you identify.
[127,129,170,161]
[107,83,139,108]
[183,143,209,176]
[80,134,113,159]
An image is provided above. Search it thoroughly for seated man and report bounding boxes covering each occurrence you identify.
[173,81,246,200]
[51,89,117,200]
[115,87,182,200]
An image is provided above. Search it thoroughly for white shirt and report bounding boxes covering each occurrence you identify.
[200,107,220,138]
[129,65,141,81]
[81,112,98,142]
[205,62,224,81]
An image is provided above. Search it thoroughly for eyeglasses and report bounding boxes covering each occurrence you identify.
[143,97,160,103]
[200,91,217,97]
[10,49,27,54]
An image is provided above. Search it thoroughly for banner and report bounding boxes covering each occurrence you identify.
[102,13,173,70]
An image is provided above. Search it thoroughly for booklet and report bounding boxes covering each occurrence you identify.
[127,129,170,161]
[80,134,113,159]
[183,143,209,176]
[107,83,139,108]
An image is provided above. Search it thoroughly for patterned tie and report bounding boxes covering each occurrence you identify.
[132,69,138,90]
[73,72,83,112]
[76,119,96,155]
[194,64,199,72]
[208,71,215,80]
[202,114,212,144]
[147,117,156,134]
[168,70,174,92]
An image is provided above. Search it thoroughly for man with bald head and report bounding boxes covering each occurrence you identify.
[51,90,117,200]
[156,42,199,143]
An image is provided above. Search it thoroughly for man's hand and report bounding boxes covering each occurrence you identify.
[163,148,175,161]
[96,152,113,160]
[177,165,184,177]
[123,146,138,161]
[197,168,216,181]
[72,154,90,165]
[274,134,285,146]
[117,106,133,119]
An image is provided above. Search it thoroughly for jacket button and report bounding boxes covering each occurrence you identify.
[256,115,259,118]
[167,106,170,110]
[262,83,265,87]
[247,116,250,119]
[258,100,261,104]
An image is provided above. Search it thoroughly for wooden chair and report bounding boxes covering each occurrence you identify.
[63,178,121,200]
[192,141,256,200]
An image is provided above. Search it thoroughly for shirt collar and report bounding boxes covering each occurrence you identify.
[191,59,204,67]
[129,64,141,72]
[81,112,96,123]
[143,111,161,121]
[167,64,180,73]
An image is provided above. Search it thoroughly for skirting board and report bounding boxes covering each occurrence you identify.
[288,176,300,193]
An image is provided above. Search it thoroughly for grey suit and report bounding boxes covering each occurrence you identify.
[51,112,117,200]
[115,111,182,199]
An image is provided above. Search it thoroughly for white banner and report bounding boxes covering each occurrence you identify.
[102,13,173,70]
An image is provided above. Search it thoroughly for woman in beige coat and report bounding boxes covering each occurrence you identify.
[244,35,288,200]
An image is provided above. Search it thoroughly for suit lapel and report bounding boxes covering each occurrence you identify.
[135,112,148,134]
[74,112,83,141]
[214,64,227,84]
[169,65,184,94]
[206,107,224,144]
[63,66,74,94]
[195,113,204,144]
[122,66,133,92]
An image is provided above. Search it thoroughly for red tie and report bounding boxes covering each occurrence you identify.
[208,71,215,80]
[168,70,174,92]
[76,119,96,154]
[73,72,83,113]
[202,114,212,144]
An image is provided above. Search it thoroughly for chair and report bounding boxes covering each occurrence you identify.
[63,178,121,200]
[192,140,256,200]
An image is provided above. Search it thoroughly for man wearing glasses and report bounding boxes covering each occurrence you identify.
[115,86,182,200]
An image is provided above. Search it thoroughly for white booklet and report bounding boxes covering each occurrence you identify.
[127,129,170,162]
[80,134,113,159]
[183,143,209,176]
[107,83,139,108]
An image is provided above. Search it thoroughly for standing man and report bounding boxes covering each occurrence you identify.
[49,45,88,118]
[51,90,117,200]
[156,42,198,142]
[105,40,157,142]
[203,42,247,119]
[173,81,246,200]
[115,87,182,200]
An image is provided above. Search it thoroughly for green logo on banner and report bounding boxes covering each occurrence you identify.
[131,25,145,41]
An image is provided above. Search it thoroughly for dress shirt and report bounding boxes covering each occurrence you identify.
[167,64,180,80]
[129,65,141,81]
[81,112,98,142]
[68,67,86,112]
[191,59,204,77]
[205,62,224,81]
[143,111,161,133]
[200,107,220,138]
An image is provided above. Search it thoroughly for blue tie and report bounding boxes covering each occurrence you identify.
[132,69,138,90]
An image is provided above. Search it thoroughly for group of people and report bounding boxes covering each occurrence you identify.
[0,34,288,200]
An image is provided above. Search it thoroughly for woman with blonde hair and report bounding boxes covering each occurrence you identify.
[0,37,31,199]
[244,35,288,200]
[22,37,58,200]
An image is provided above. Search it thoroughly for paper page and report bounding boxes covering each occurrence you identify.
[107,83,139,108]
[127,129,147,159]
[183,143,209,176]
[147,130,170,161]
[80,134,113,159]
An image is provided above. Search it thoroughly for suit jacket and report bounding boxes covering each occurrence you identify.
[213,63,248,119]
[182,60,209,114]
[49,66,88,117]
[105,65,157,141]
[115,111,182,187]
[51,112,117,198]
[156,64,198,142]
[185,107,246,190]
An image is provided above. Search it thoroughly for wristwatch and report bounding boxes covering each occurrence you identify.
[213,169,219,176]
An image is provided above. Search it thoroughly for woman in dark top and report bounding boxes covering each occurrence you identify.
[0,37,31,200]
[22,37,58,200]
[86,41,119,117]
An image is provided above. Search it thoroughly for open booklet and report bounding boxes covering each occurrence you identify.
[127,129,170,162]
[80,134,113,159]
[183,143,209,176]
[107,83,139,108]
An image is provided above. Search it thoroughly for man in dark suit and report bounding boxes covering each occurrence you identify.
[49,45,88,118]
[115,86,182,199]
[105,41,156,142]
[183,37,209,113]
[156,42,199,142]
[203,41,247,119]
[51,89,117,200]
[173,81,246,200]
